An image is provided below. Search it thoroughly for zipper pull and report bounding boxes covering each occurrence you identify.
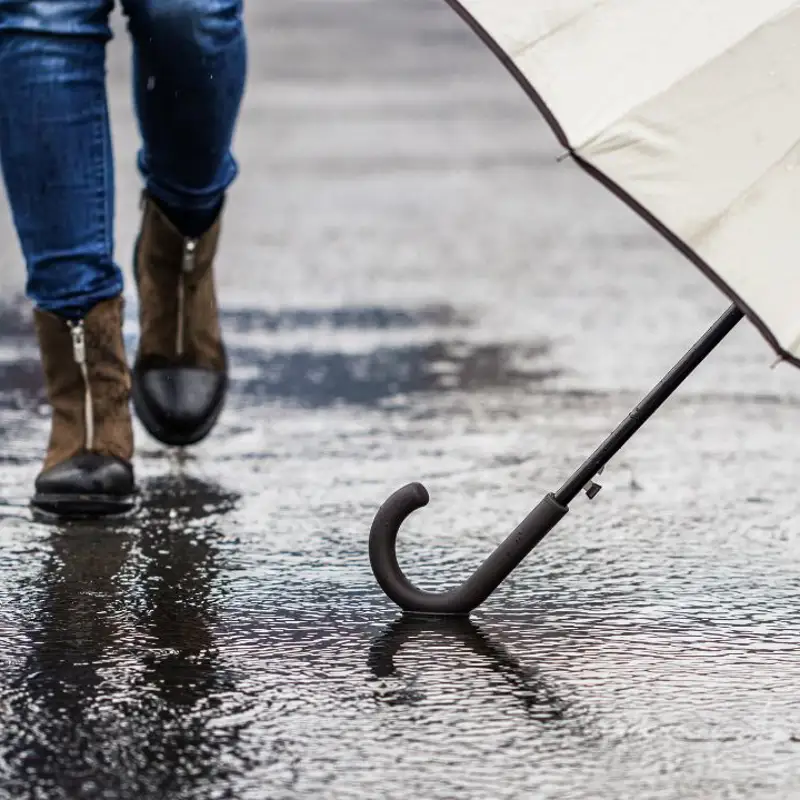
[69,320,86,365]
[182,239,197,274]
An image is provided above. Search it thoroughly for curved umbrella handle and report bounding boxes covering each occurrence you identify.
[368,305,744,616]
[369,482,568,615]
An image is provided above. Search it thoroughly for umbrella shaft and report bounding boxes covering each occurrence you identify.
[554,303,744,506]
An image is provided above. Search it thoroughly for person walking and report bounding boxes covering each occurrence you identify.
[0,0,246,518]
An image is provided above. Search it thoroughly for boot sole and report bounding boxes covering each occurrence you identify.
[131,372,227,448]
[30,492,138,520]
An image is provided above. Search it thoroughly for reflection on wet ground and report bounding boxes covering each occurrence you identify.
[1,478,243,799]
[368,615,571,723]
[2,0,800,798]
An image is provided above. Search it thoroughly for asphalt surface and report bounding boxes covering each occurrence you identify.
[2,1,800,798]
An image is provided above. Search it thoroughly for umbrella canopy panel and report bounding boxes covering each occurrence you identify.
[448,0,800,364]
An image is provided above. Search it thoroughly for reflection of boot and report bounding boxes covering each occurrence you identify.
[31,296,136,518]
[138,476,238,707]
[132,192,227,447]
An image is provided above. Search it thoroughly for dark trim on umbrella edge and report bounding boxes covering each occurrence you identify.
[441,0,800,370]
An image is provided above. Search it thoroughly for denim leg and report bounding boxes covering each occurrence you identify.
[0,1,121,318]
[121,0,247,234]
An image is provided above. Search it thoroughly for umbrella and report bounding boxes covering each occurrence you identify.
[368,0,800,615]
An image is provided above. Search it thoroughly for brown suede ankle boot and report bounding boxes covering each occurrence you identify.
[32,295,136,518]
[131,192,227,446]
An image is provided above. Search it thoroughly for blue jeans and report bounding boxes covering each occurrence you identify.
[0,0,246,317]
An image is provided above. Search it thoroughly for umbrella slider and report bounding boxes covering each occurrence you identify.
[584,480,602,499]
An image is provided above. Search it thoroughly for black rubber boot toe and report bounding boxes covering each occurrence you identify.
[132,366,227,447]
[32,452,137,519]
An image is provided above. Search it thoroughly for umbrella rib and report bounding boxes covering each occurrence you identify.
[512,0,800,151]
[688,136,800,249]
[569,4,800,152]
[506,0,611,60]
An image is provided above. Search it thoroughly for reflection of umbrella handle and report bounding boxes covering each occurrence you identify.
[370,303,744,615]
[368,615,567,716]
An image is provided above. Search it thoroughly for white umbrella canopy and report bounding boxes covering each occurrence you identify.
[446,0,800,365]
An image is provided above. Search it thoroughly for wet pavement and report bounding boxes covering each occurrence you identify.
[2,1,800,798]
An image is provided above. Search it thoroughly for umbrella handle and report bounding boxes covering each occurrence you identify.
[369,303,745,615]
[369,483,568,614]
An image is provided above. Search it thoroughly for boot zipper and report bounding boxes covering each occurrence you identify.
[177,238,197,356]
[68,319,94,451]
